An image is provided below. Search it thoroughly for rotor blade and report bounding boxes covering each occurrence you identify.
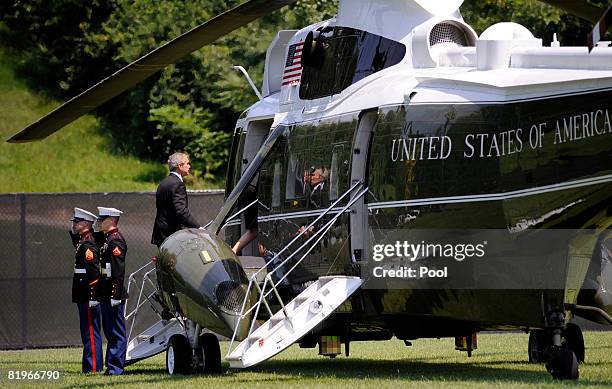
[537,0,605,23]
[7,0,298,143]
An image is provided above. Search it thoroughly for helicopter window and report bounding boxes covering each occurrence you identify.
[225,128,246,196]
[272,161,282,209]
[286,152,305,201]
[300,26,405,100]
[257,137,287,214]
[329,145,343,202]
[303,142,335,209]
[288,114,356,209]
[305,164,329,209]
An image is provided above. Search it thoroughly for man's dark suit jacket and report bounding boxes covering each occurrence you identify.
[151,174,201,246]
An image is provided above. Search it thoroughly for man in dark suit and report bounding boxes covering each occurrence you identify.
[151,152,201,247]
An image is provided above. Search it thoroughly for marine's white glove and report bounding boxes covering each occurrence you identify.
[89,300,100,308]
[111,299,122,307]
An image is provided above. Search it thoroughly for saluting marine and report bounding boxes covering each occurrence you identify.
[69,207,102,373]
[95,207,128,375]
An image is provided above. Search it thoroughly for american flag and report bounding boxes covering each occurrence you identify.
[588,5,612,52]
[282,41,304,86]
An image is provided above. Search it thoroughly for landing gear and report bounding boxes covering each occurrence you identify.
[166,335,192,375]
[528,323,585,365]
[546,346,579,380]
[542,312,579,380]
[166,332,223,375]
[563,323,585,363]
[197,333,222,374]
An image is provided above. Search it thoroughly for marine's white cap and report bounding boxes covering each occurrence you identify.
[97,207,123,218]
[72,207,97,222]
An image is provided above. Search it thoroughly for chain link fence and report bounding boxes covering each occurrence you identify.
[0,190,224,349]
[1,191,607,350]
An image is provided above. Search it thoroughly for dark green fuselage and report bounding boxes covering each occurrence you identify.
[222,89,611,338]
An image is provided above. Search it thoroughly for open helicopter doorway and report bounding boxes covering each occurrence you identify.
[350,110,378,263]
[239,118,274,256]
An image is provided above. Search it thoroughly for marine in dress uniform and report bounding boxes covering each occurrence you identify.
[96,207,128,375]
[69,208,103,373]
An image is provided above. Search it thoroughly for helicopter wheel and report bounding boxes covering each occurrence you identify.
[166,335,193,375]
[545,346,579,380]
[563,323,585,363]
[528,330,548,363]
[195,333,222,374]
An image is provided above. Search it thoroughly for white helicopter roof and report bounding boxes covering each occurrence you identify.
[244,3,612,129]
[337,0,463,42]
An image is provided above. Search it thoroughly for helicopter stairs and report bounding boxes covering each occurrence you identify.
[226,276,362,368]
[226,181,368,368]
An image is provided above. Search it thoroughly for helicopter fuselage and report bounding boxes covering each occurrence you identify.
[219,18,612,339]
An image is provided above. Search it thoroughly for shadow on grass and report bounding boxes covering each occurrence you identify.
[56,374,205,389]
[59,367,294,389]
[25,357,609,388]
[584,345,612,350]
[0,359,81,367]
[232,358,611,386]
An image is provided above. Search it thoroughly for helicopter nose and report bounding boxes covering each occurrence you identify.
[156,228,255,339]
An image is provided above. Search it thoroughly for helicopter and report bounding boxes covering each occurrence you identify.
[7,0,612,381]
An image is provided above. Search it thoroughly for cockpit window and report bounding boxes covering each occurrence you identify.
[300,26,405,100]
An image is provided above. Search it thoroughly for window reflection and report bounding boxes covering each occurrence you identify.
[286,153,305,200]
[272,161,282,209]
[300,26,405,100]
[305,165,329,208]
[329,145,342,201]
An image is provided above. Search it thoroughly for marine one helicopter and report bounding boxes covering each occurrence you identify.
[8,0,612,381]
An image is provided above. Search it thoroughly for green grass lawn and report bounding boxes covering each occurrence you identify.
[0,49,219,192]
[1,332,611,388]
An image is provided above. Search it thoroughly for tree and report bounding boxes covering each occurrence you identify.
[461,0,608,45]
[2,0,607,180]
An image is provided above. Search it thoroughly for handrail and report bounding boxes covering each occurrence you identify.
[243,186,368,316]
[227,183,367,355]
[250,180,362,281]
[124,262,161,342]
[125,261,154,315]
[241,189,367,340]
[205,198,259,230]
[125,268,158,319]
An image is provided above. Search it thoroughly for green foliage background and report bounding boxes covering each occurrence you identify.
[0,0,608,181]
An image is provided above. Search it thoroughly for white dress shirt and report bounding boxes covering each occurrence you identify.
[170,171,183,182]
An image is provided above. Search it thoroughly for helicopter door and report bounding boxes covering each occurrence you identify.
[239,118,273,256]
[242,119,273,175]
[350,110,378,263]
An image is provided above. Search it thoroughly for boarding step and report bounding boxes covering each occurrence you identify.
[126,319,184,364]
[226,276,362,368]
